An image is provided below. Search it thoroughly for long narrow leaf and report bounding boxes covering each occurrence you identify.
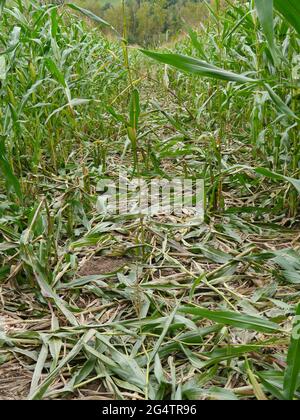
[44,58,66,87]
[30,330,96,400]
[29,344,49,399]
[0,56,6,80]
[255,167,300,194]
[0,0,5,19]
[265,84,299,120]
[180,305,281,333]
[255,0,279,64]
[129,89,140,131]
[0,137,22,200]
[66,3,118,35]
[283,304,300,400]
[141,50,257,83]
[274,0,300,36]
[149,304,179,364]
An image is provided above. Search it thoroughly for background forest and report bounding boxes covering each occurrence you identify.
[77,0,213,45]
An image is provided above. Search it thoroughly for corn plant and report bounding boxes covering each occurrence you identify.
[0,0,300,401]
[142,0,300,215]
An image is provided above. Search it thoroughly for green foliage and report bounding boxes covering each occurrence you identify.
[0,0,126,178]
[284,304,300,400]
[77,0,209,46]
[255,0,279,64]
[142,0,300,204]
[274,0,300,36]
[180,305,281,333]
[141,50,257,83]
[0,136,22,200]
[0,0,300,401]
[66,2,117,32]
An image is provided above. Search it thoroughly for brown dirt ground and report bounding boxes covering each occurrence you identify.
[0,360,31,400]
[77,256,129,277]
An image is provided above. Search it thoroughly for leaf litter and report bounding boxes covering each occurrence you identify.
[0,0,300,401]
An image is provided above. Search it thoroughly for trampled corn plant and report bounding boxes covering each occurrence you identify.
[0,0,126,199]
[140,0,300,399]
[142,0,300,215]
[71,0,144,174]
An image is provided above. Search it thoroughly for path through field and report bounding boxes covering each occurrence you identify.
[0,1,300,400]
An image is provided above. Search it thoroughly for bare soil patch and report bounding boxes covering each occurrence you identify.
[78,256,129,276]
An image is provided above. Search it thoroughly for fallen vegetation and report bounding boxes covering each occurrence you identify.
[0,0,300,400]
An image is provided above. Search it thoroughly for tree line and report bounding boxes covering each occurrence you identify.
[78,0,211,45]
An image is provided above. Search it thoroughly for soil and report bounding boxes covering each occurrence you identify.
[0,360,31,400]
[77,256,129,277]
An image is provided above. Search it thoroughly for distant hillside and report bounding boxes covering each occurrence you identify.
[97,0,120,5]
[76,0,211,45]
[95,0,199,5]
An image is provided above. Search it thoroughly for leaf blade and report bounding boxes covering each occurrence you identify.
[180,305,281,333]
[274,0,300,36]
[283,304,300,400]
[141,50,257,83]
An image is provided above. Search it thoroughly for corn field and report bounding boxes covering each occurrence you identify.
[0,0,300,401]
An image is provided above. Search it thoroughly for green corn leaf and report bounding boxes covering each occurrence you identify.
[30,329,96,400]
[255,167,300,194]
[66,3,118,34]
[205,387,239,401]
[283,304,300,400]
[257,371,285,400]
[0,56,6,80]
[148,304,179,364]
[129,88,140,131]
[265,84,299,120]
[189,344,266,370]
[180,305,281,333]
[0,0,5,19]
[20,248,78,327]
[274,0,300,36]
[45,98,92,123]
[44,58,66,87]
[141,50,258,83]
[188,28,207,59]
[73,359,97,386]
[0,137,22,200]
[255,0,279,64]
[29,344,49,399]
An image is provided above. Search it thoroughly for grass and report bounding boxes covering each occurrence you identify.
[0,0,300,400]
